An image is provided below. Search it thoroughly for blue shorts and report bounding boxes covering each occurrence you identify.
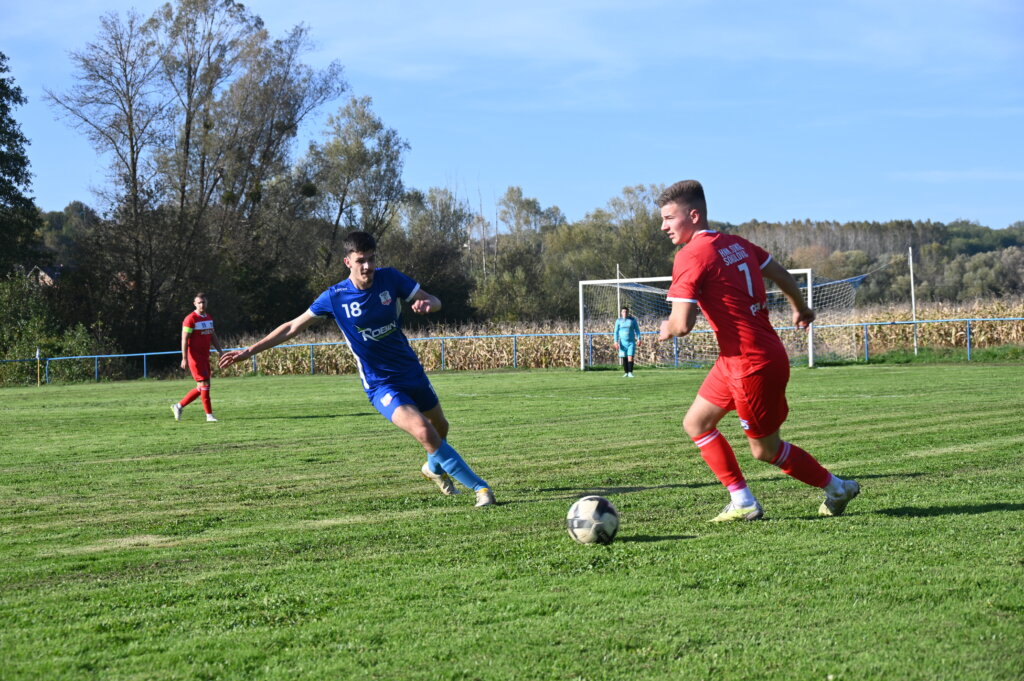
[367,378,440,422]
[618,342,636,358]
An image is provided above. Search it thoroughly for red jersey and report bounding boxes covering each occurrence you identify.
[667,231,787,374]
[183,311,215,360]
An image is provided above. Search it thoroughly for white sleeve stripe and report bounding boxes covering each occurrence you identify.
[405,283,421,302]
[760,254,773,270]
[667,296,698,303]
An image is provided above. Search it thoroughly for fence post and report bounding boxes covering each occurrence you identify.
[95,356,99,382]
[251,355,257,373]
[310,345,315,375]
[674,337,679,367]
[863,324,870,362]
[513,336,518,368]
[143,354,148,378]
[441,339,446,371]
[588,335,593,367]
[45,359,50,384]
[966,320,972,361]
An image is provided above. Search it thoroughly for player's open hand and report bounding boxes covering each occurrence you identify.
[218,349,246,368]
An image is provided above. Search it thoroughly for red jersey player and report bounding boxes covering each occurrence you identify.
[172,293,224,422]
[656,180,860,521]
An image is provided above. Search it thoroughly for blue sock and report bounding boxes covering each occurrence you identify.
[426,452,445,476]
[431,441,488,491]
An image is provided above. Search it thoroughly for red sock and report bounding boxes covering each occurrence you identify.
[180,388,200,407]
[769,441,831,488]
[200,386,212,414]
[693,429,746,490]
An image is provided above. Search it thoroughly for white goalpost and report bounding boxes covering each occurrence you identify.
[579,269,866,370]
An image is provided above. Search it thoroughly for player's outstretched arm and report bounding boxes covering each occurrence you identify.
[219,310,320,368]
[762,260,815,329]
[409,289,441,315]
[659,300,698,341]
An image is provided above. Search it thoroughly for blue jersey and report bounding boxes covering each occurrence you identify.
[614,317,640,344]
[309,268,425,390]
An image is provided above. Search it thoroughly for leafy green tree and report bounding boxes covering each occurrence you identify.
[0,273,112,385]
[40,201,101,268]
[302,95,409,288]
[541,210,617,318]
[471,187,566,321]
[45,0,346,349]
[605,184,673,278]
[0,52,42,274]
[383,188,474,324]
[496,186,564,236]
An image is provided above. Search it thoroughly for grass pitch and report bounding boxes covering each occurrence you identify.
[1,365,1022,680]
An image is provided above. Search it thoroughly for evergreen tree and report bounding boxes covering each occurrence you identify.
[0,52,42,273]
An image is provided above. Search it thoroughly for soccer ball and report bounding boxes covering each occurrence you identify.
[566,495,620,545]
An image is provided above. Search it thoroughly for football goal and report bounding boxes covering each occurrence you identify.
[578,269,866,370]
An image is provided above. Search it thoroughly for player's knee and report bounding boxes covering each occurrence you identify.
[748,436,780,461]
[682,413,712,439]
[412,422,441,450]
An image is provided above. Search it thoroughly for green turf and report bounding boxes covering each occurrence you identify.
[1,366,1022,680]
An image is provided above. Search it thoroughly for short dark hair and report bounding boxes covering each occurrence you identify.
[343,231,377,255]
[194,292,207,300]
[657,180,707,214]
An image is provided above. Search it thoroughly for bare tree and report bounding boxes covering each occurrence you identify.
[45,11,167,224]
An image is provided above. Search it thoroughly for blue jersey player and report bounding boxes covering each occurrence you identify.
[614,306,641,377]
[219,231,495,507]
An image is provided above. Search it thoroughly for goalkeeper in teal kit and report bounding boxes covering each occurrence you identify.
[219,231,495,507]
[614,306,641,377]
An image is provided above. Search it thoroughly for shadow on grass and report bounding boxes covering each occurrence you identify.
[274,412,376,420]
[539,483,711,495]
[504,483,714,506]
[617,534,698,543]
[876,503,1024,518]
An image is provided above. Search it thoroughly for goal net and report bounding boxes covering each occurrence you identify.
[578,269,866,370]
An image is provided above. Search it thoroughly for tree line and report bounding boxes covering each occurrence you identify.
[1,0,1023,368]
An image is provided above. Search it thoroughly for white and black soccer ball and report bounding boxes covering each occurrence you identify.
[566,495,620,545]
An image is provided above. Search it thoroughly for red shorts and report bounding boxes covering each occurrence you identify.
[697,357,790,439]
[188,356,211,382]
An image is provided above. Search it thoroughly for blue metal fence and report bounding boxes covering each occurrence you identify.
[7,316,1023,383]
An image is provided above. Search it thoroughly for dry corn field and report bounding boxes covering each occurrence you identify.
[216,298,1024,376]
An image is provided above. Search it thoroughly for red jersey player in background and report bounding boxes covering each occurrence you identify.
[656,180,860,521]
[172,293,224,423]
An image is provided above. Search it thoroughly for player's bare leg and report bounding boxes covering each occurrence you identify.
[393,405,492,504]
[683,396,762,521]
[419,404,493,505]
[391,405,459,495]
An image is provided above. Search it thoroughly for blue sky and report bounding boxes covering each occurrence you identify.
[3,0,1023,228]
